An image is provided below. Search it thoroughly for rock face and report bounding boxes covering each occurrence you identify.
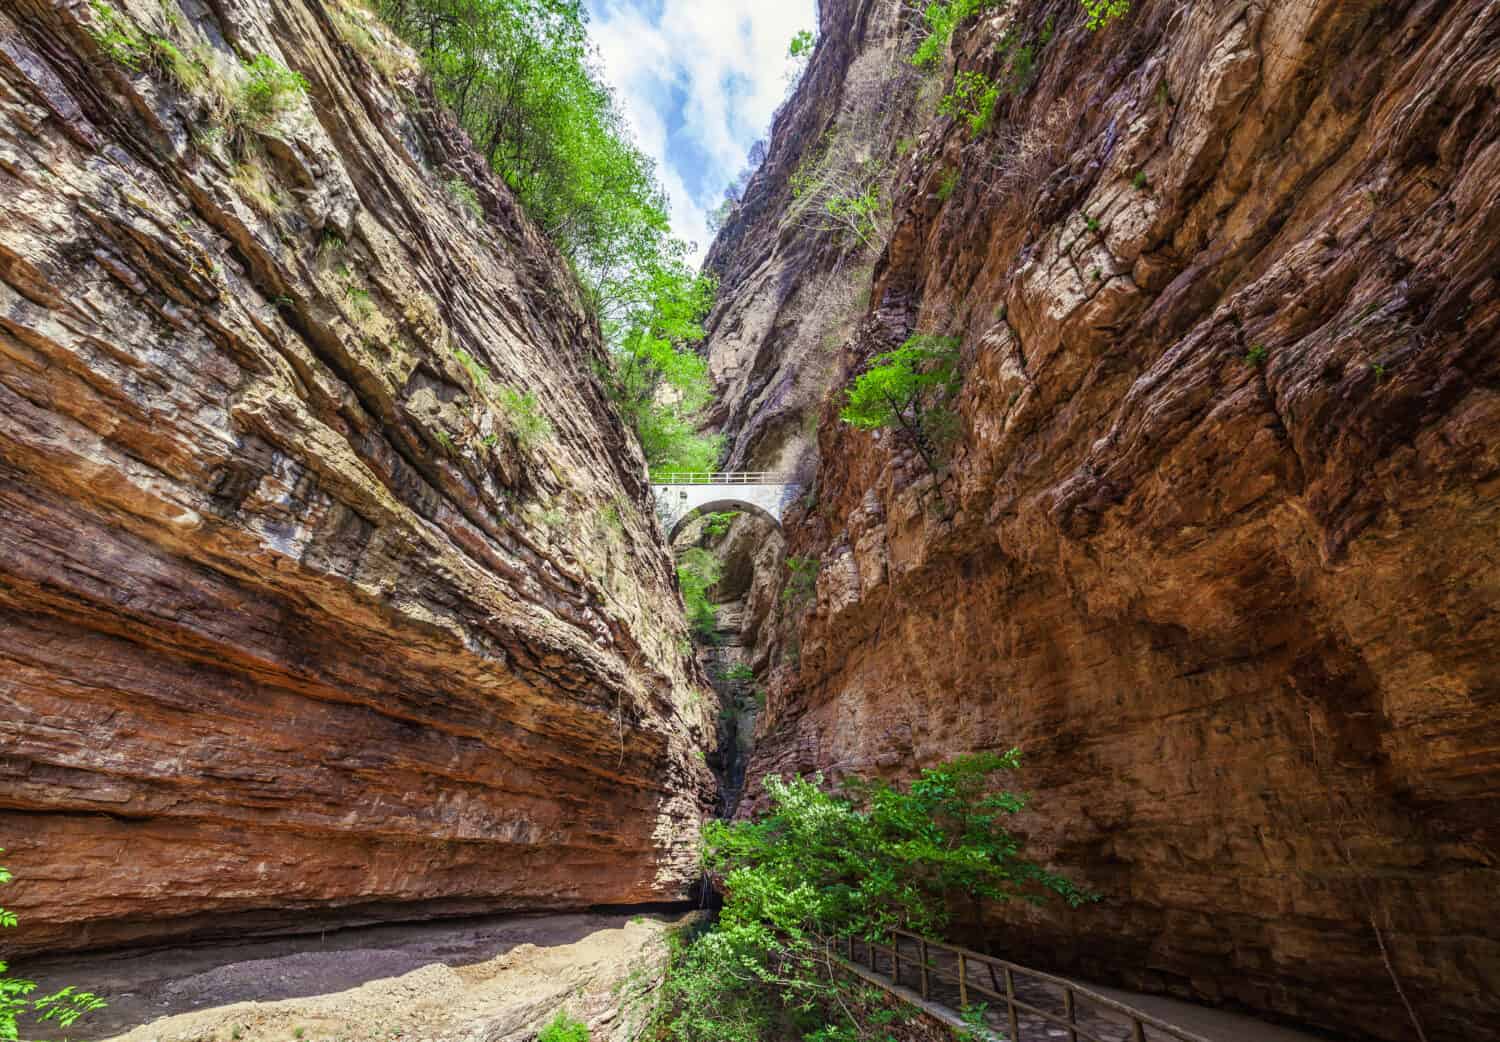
[708,1,1500,1040]
[0,0,713,955]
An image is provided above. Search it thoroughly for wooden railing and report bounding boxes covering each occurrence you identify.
[652,471,792,485]
[829,930,1215,1042]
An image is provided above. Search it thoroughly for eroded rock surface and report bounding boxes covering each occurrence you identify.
[0,0,713,954]
[710,1,1500,1040]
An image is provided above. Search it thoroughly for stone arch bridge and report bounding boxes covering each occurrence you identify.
[652,472,801,541]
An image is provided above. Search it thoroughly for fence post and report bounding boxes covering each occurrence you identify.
[1005,966,1020,1042]
[958,953,968,1008]
[892,933,901,986]
[920,938,930,999]
[1064,987,1078,1042]
[1132,1020,1147,1042]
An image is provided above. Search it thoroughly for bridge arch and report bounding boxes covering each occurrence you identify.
[652,473,800,542]
[665,498,781,543]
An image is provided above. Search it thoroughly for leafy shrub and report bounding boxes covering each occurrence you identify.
[537,1010,589,1042]
[2,854,106,1039]
[497,387,552,449]
[839,334,962,475]
[781,555,820,609]
[1245,344,1269,367]
[789,29,816,59]
[936,168,960,201]
[823,187,883,248]
[647,754,1093,1040]
[717,662,755,683]
[601,257,723,476]
[910,0,1001,69]
[1082,0,1130,30]
[237,54,309,128]
[786,131,889,251]
[677,548,722,642]
[702,511,741,539]
[939,70,1000,136]
[86,1,148,68]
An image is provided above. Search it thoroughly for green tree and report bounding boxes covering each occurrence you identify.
[839,334,962,474]
[601,249,722,475]
[2,854,106,1040]
[648,754,1093,1040]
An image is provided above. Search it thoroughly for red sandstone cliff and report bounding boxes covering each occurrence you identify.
[708,1,1500,1040]
[0,0,713,954]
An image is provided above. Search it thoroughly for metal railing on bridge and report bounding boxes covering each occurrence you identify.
[652,471,793,485]
[830,929,1214,1042]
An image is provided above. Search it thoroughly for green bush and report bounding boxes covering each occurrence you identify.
[702,511,741,539]
[936,168,960,201]
[237,54,308,127]
[939,70,999,136]
[497,386,552,449]
[910,0,1000,69]
[537,1010,590,1042]
[646,754,1093,1040]
[677,548,722,642]
[781,555,819,609]
[839,333,962,475]
[2,853,106,1040]
[1082,0,1130,30]
[717,662,755,683]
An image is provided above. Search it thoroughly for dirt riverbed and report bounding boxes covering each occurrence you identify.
[18,911,691,1042]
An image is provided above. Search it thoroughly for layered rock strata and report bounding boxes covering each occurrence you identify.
[0,0,713,954]
[709,1,1500,1040]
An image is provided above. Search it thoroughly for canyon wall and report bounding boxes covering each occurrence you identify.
[709,1,1500,1040]
[0,0,713,954]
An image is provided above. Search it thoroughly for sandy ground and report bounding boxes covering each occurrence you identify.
[18,911,693,1042]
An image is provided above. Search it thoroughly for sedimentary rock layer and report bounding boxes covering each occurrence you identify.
[0,0,712,953]
[714,1,1500,1040]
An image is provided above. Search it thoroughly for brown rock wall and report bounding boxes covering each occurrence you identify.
[716,1,1500,1039]
[0,0,712,954]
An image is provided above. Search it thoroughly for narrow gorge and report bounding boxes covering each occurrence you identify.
[1,1,1497,1042]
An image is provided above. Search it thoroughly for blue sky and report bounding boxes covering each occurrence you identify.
[585,0,817,265]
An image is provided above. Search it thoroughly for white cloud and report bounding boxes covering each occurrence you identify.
[587,0,816,266]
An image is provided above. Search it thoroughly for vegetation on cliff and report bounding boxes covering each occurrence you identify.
[840,334,963,476]
[646,754,1091,1041]
[375,0,721,475]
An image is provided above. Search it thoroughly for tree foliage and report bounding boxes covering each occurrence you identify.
[601,250,723,475]
[647,754,1094,1040]
[839,334,962,474]
[377,0,668,313]
[2,855,106,1040]
[677,547,723,642]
